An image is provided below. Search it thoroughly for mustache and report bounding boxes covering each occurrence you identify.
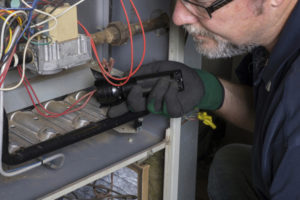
[183,24,257,58]
[183,24,217,40]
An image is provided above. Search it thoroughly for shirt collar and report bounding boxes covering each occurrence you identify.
[252,46,269,87]
[262,1,300,85]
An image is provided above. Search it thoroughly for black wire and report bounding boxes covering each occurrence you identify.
[2,15,19,53]
[1,17,21,63]
[1,15,28,64]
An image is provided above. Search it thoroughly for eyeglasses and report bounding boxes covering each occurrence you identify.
[181,0,233,19]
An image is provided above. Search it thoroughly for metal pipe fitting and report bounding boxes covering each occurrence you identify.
[91,13,169,46]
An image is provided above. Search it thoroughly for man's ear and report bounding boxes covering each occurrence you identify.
[270,0,284,7]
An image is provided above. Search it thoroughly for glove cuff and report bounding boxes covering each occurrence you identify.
[196,70,224,110]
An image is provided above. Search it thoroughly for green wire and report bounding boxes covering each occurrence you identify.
[23,34,53,46]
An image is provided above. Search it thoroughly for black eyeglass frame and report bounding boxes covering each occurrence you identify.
[182,0,233,18]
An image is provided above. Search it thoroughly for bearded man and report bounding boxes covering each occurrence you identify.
[108,0,300,199]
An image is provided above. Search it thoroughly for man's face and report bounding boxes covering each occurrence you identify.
[173,0,266,58]
[184,24,257,58]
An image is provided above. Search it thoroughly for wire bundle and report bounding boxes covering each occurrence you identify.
[0,0,90,118]
[0,0,146,118]
[0,0,148,176]
[17,65,96,118]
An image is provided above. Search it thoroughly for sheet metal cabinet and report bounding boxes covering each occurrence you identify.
[0,0,200,199]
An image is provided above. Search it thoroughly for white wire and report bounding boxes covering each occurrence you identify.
[0,1,67,177]
[0,9,58,91]
[13,53,19,67]
[0,10,28,60]
[28,0,86,28]
[0,7,64,175]
[0,58,65,176]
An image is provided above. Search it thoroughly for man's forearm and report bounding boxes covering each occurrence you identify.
[215,79,255,132]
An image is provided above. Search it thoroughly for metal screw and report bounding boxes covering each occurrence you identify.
[128,138,133,143]
[10,124,16,128]
[33,117,39,120]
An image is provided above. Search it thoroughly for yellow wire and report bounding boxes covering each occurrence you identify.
[0,15,12,53]
[0,10,23,25]
[0,10,24,53]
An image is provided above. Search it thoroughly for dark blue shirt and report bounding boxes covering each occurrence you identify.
[236,2,300,199]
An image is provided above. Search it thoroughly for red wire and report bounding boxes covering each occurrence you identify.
[112,0,146,78]
[78,0,134,87]
[11,0,146,118]
[17,66,96,118]
[0,47,16,87]
[78,21,132,87]
[128,0,146,75]
[78,0,146,87]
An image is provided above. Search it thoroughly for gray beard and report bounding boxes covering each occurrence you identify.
[184,25,257,59]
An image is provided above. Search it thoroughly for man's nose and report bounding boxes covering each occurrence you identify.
[172,0,198,26]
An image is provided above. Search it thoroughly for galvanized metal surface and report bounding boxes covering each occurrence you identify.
[4,0,110,113]
[0,114,168,200]
[7,91,107,154]
[39,137,168,200]
[4,65,95,113]
[27,35,92,75]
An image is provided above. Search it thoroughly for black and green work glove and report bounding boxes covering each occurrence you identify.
[107,61,224,118]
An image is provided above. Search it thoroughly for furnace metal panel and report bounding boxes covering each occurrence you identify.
[0,114,168,200]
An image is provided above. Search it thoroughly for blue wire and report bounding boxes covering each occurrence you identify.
[2,0,40,59]
[0,7,33,10]
[16,0,40,43]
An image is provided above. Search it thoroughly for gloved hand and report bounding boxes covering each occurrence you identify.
[107,61,224,118]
